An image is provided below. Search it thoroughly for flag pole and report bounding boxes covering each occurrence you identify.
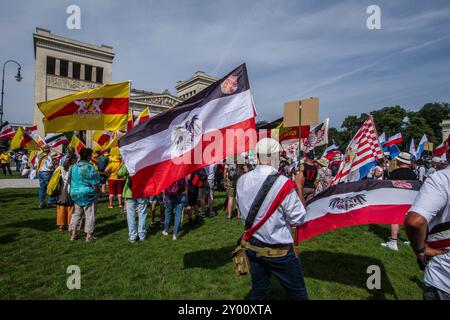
[294,99,302,257]
[298,100,302,162]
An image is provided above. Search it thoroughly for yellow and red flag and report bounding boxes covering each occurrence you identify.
[38,81,130,133]
[127,109,134,131]
[34,135,48,148]
[68,135,86,154]
[93,130,113,147]
[10,127,40,151]
[135,107,150,125]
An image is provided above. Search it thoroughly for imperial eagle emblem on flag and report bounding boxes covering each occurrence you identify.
[221,75,238,94]
[171,114,202,154]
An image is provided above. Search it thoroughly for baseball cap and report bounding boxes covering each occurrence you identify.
[256,138,281,155]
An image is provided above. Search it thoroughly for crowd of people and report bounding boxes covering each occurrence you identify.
[0,150,29,176]
[2,137,449,300]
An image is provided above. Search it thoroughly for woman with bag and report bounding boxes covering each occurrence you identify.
[56,151,77,232]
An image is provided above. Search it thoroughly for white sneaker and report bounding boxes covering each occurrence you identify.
[404,241,411,246]
[173,235,177,241]
[162,231,169,236]
[381,240,398,251]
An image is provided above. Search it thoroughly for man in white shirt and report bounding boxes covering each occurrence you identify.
[21,153,28,171]
[236,138,308,300]
[37,148,59,208]
[405,137,450,300]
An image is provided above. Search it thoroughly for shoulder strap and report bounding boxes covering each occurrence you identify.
[245,173,280,230]
[37,154,48,171]
[243,178,296,242]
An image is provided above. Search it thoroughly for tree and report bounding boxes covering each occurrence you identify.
[416,103,450,144]
[370,106,407,137]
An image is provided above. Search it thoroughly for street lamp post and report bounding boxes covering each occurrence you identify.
[1,60,23,125]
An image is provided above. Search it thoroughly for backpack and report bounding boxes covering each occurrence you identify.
[191,169,207,188]
[46,166,62,197]
[166,179,184,196]
[97,156,109,172]
[228,164,237,181]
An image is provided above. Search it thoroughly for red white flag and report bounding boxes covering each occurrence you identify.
[384,132,403,147]
[44,133,69,149]
[333,116,383,184]
[25,125,38,137]
[434,142,446,157]
[119,64,257,197]
[135,107,150,125]
[0,121,15,140]
[297,179,421,241]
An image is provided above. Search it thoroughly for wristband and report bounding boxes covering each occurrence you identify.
[413,246,426,254]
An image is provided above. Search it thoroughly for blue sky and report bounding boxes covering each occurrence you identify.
[0,0,449,128]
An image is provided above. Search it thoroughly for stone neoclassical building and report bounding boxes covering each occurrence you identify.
[32,27,217,146]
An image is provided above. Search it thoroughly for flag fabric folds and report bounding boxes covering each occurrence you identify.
[0,121,15,140]
[434,142,446,157]
[135,107,150,125]
[409,138,417,159]
[389,144,401,159]
[44,133,69,149]
[378,132,386,146]
[322,144,341,160]
[69,135,86,154]
[333,116,383,184]
[93,130,114,147]
[302,118,329,150]
[35,135,48,148]
[38,81,130,133]
[415,134,428,160]
[127,109,134,132]
[25,125,38,137]
[10,127,40,151]
[384,132,403,147]
[297,179,421,241]
[119,63,257,197]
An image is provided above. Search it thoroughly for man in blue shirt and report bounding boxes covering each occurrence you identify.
[70,148,100,242]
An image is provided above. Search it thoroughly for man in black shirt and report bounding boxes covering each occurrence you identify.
[300,150,318,203]
[381,152,418,251]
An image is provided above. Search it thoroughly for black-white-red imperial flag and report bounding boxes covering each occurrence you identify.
[119,64,257,197]
[297,180,421,241]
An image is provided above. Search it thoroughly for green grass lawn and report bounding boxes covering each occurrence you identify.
[0,170,22,179]
[0,188,424,300]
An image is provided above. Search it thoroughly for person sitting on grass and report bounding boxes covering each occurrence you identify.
[117,164,149,243]
[104,154,125,209]
[69,148,100,242]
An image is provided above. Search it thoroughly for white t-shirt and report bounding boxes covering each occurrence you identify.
[410,166,450,294]
[417,166,427,182]
[21,155,28,165]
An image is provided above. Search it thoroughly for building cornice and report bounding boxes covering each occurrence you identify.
[34,33,115,63]
[176,73,218,91]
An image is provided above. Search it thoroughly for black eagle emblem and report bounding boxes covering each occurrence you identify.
[329,194,367,211]
[171,115,202,152]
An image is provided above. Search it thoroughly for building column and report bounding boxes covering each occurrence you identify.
[55,59,60,76]
[68,61,73,78]
[80,64,85,80]
[92,66,96,83]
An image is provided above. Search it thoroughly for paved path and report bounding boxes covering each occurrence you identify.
[0,179,39,189]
